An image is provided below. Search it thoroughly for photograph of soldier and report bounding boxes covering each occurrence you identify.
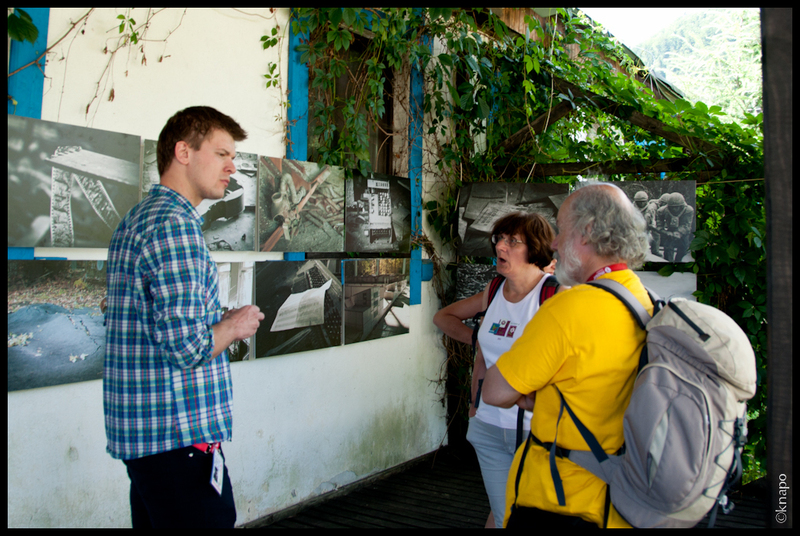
[254,259,343,358]
[612,180,696,262]
[142,140,259,251]
[456,182,568,257]
[345,173,411,254]
[7,115,141,248]
[258,158,345,253]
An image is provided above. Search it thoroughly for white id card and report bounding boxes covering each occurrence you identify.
[210,448,224,496]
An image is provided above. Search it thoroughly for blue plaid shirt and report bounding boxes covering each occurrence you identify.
[104,185,232,460]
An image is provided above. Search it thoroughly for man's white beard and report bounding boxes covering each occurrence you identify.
[554,236,584,287]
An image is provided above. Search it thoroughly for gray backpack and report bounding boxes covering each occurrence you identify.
[520,279,757,528]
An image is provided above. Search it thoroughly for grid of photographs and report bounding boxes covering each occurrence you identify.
[7,116,413,255]
[6,259,256,391]
[7,116,703,391]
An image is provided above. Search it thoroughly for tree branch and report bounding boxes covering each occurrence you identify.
[7,8,95,79]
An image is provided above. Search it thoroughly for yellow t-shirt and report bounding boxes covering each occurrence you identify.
[496,270,654,528]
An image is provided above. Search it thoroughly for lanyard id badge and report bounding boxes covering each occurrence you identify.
[210,448,224,496]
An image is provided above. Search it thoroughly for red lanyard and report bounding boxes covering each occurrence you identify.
[588,263,628,282]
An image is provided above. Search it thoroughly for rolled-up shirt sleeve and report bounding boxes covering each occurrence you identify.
[141,218,221,369]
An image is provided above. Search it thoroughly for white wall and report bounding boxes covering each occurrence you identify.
[7,8,448,528]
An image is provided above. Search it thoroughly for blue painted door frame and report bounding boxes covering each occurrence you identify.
[286,10,427,304]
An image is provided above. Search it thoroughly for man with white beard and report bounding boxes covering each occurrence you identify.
[483,182,653,529]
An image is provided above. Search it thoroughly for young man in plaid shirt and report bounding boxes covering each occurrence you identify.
[104,106,264,528]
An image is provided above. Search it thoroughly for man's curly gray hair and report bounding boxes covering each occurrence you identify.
[567,182,649,269]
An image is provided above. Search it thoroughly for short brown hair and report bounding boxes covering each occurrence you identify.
[157,106,247,176]
[491,212,555,269]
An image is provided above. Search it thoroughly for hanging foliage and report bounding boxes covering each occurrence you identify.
[264,7,765,482]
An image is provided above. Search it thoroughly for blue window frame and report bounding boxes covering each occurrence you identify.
[286,10,426,304]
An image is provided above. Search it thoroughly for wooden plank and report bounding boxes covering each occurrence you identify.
[255,446,769,529]
[762,8,793,529]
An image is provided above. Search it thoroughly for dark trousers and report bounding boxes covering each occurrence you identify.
[506,505,598,529]
[123,446,236,528]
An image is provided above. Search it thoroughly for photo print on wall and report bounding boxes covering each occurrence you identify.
[457,182,569,257]
[343,258,410,344]
[217,261,256,361]
[258,158,345,253]
[254,259,343,358]
[345,173,411,254]
[604,180,697,263]
[142,140,258,252]
[7,115,141,248]
[7,260,108,391]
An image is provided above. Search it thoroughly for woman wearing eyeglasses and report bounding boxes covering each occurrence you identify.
[433,211,566,528]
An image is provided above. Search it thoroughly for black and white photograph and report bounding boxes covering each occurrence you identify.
[217,261,256,361]
[344,258,410,344]
[457,182,569,257]
[454,263,498,331]
[143,141,258,252]
[254,259,343,358]
[7,115,141,248]
[7,260,107,391]
[608,180,697,263]
[258,158,345,253]
[345,173,411,254]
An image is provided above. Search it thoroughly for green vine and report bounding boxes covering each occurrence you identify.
[260,7,766,483]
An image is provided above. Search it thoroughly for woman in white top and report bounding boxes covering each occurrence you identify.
[433,212,567,528]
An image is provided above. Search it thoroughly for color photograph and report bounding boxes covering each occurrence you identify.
[345,173,411,254]
[7,115,141,248]
[457,182,568,257]
[7,260,107,391]
[258,158,345,253]
[254,259,343,357]
[343,258,410,344]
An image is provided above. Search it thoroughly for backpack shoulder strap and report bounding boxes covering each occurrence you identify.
[539,275,560,306]
[587,279,653,330]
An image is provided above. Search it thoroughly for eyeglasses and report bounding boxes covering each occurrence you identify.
[491,235,524,248]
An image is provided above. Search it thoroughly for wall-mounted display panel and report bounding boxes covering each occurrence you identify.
[457,182,568,257]
[258,158,345,253]
[254,259,343,358]
[218,261,256,361]
[345,173,411,254]
[635,270,697,302]
[343,259,410,344]
[602,180,697,263]
[7,115,141,248]
[7,260,107,391]
[142,140,258,252]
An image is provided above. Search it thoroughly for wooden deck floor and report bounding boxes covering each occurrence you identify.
[250,445,769,529]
